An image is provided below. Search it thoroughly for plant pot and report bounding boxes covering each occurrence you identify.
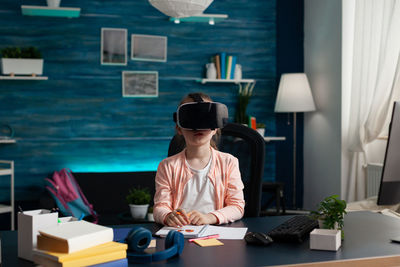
[129,204,149,220]
[256,128,265,137]
[1,58,43,76]
[147,213,154,222]
[47,0,61,7]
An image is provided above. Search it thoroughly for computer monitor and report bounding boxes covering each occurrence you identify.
[377,101,400,205]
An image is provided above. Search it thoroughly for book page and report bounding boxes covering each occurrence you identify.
[155,225,208,238]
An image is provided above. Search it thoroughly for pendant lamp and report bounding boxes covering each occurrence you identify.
[149,0,214,18]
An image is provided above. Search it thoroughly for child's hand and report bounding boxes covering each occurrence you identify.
[165,209,190,227]
[188,210,217,225]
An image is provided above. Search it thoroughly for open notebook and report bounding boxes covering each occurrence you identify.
[155,225,247,239]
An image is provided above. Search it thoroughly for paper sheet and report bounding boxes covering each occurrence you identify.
[201,226,247,240]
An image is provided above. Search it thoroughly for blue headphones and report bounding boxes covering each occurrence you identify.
[125,226,184,264]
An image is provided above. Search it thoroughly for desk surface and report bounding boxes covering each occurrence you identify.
[1,211,400,266]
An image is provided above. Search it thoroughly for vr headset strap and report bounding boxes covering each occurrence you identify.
[188,93,204,103]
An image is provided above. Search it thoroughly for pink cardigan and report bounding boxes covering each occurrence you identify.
[153,147,245,225]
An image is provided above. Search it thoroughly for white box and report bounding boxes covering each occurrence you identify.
[310,229,341,251]
[17,209,58,261]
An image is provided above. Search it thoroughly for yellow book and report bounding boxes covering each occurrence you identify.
[33,249,126,267]
[33,241,127,262]
[226,56,233,80]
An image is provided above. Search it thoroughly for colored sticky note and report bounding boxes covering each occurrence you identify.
[193,238,224,247]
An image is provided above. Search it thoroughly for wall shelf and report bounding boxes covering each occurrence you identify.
[197,78,255,84]
[264,136,286,142]
[21,5,81,18]
[0,139,16,144]
[0,160,14,230]
[0,76,48,80]
[169,14,228,24]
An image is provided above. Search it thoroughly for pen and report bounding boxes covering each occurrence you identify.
[189,234,220,242]
[79,213,85,221]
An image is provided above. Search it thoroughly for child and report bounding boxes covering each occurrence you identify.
[153,92,245,226]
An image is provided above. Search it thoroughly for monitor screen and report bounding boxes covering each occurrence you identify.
[377,101,400,205]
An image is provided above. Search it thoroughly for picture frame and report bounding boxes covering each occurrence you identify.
[131,34,167,62]
[122,71,158,98]
[101,28,127,65]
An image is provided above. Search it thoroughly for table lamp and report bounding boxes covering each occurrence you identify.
[274,73,316,208]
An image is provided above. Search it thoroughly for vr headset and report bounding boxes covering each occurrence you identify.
[173,94,229,130]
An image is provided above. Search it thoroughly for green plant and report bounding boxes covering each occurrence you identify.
[234,83,255,124]
[310,195,347,231]
[148,206,153,213]
[256,122,265,129]
[0,46,42,59]
[126,187,151,205]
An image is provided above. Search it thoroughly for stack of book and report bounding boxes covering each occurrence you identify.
[212,52,238,80]
[32,220,128,267]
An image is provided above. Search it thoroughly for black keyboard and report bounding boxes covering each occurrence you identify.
[267,215,318,243]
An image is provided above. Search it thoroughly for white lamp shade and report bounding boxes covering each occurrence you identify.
[274,73,316,112]
[149,0,213,18]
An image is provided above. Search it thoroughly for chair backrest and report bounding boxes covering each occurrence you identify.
[167,123,265,217]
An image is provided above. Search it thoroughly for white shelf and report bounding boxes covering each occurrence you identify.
[169,13,228,24]
[0,160,14,230]
[0,76,48,80]
[0,139,16,143]
[0,204,12,213]
[21,5,81,18]
[197,78,255,84]
[0,168,13,176]
[264,136,286,142]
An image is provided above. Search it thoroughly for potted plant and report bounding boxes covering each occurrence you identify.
[0,46,43,76]
[256,122,266,137]
[126,186,151,220]
[310,195,347,237]
[234,83,255,124]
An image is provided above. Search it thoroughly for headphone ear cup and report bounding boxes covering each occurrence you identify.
[126,226,152,252]
[165,230,184,255]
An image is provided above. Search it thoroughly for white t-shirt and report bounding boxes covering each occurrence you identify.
[179,156,215,214]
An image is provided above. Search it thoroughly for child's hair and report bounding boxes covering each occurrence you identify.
[176,92,221,150]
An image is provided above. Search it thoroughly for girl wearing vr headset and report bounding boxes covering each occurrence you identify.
[153,93,245,227]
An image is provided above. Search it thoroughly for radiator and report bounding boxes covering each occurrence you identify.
[366,163,383,198]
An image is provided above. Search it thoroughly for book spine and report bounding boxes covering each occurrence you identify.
[230,56,237,79]
[220,52,226,79]
[215,54,221,79]
[226,56,232,80]
[90,258,128,267]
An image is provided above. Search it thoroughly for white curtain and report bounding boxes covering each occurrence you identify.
[345,0,400,202]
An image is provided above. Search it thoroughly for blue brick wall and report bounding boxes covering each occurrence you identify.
[0,0,277,202]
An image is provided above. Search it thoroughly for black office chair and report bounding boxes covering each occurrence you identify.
[167,123,265,217]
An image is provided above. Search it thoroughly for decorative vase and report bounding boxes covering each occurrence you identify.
[234,64,242,80]
[256,128,265,137]
[129,204,149,220]
[206,63,217,79]
[46,0,61,7]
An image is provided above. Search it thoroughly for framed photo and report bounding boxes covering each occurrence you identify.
[131,34,167,62]
[122,71,158,98]
[101,28,127,65]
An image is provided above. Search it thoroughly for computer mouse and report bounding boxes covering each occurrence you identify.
[245,232,274,246]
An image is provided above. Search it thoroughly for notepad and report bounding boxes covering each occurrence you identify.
[155,225,247,240]
[155,225,209,238]
[193,238,224,247]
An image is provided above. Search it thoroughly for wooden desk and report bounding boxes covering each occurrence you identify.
[1,211,400,266]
